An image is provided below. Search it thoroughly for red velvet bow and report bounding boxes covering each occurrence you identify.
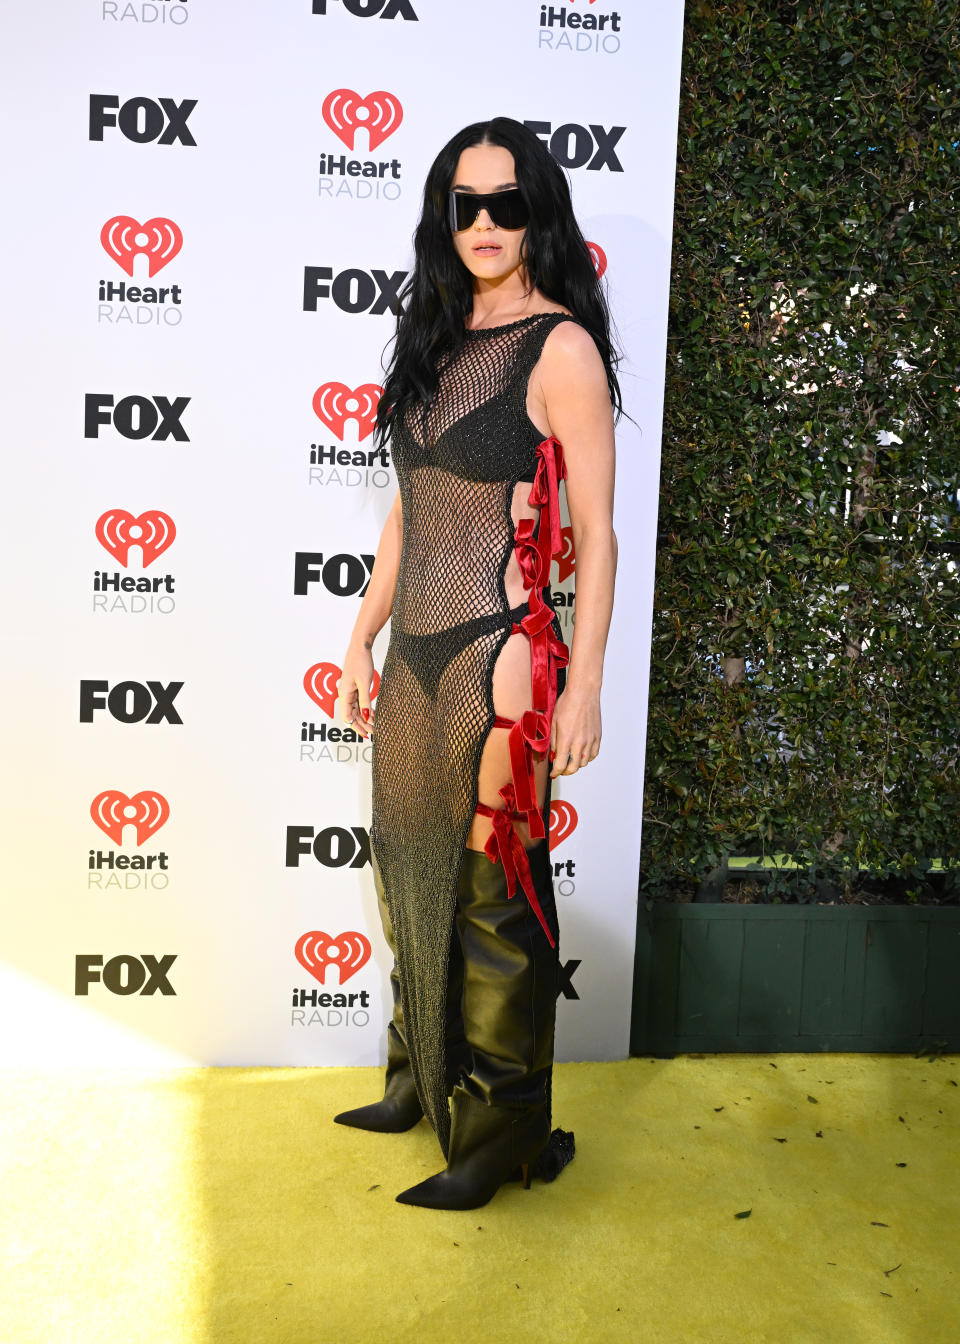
[479,783,556,948]
[507,709,551,839]
[528,436,567,561]
[513,517,541,590]
[543,625,570,726]
[517,606,570,729]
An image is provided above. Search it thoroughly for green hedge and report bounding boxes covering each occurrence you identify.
[642,0,960,901]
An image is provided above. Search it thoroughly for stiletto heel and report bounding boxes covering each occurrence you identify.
[521,1162,530,1189]
[396,1085,550,1210]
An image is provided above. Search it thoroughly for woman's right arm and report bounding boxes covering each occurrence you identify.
[338,488,403,739]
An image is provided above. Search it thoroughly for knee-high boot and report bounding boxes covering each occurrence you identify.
[395,840,575,1209]
[334,849,470,1133]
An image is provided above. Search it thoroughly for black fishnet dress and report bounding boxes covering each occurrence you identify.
[370,311,576,1156]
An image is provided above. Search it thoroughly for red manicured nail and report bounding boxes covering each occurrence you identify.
[549,749,556,761]
[361,708,369,720]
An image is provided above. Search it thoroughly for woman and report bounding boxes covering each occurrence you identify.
[334,116,619,1210]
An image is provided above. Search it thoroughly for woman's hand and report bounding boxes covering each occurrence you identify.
[338,641,376,739]
[549,684,601,778]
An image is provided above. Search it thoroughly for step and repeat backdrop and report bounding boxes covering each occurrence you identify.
[0,0,684,1066]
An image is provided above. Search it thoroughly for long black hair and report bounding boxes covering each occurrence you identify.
[373,116,624,448]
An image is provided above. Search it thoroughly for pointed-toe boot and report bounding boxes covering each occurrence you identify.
[335,847,469,1132]
[395,1083,549,1209]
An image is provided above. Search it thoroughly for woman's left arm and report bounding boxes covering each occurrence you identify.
[536,320,618,779]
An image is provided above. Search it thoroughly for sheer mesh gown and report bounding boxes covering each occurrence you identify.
[369,311,577,1157]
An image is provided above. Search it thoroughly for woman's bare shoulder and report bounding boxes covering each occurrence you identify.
[540,314,603,362]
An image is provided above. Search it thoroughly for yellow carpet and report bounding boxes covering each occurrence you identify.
[1,1055,956,1344]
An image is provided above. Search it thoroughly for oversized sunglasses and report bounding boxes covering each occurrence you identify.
[448,187,530,232]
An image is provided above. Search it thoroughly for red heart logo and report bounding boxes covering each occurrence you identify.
[312,382,383,442]
[296,931,372,985]
[549,800,578,849]
[95,510,176,568]
[556,526,576,583]
[304,662,380,718]
[585,240,607,279]
[91,790,170,845]
[101,215,183,278]
[321,89,403,151]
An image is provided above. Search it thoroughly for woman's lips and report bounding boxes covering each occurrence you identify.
[472,244,502,255]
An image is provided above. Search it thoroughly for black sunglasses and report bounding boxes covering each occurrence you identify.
[448,188,530,232]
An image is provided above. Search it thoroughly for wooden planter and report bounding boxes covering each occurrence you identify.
[631,902,960,1056]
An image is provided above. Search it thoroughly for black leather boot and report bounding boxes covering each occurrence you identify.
[395,1083,549,1209]
[335,849,468,1132]
[395,842,574,1208]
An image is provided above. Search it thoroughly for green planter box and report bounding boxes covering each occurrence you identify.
[631,903,960,1056]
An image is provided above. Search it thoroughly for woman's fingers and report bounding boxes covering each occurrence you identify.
[338,679,373,738]
[350,699,373,739]
[550,730,572,778]
[357,686,374,736]
[550,737,599,777]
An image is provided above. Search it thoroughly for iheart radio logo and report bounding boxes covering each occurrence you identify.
[312,382,383,442]
[304,662,381,717]
[91,790,170,845]
[322,89,403,151]
[557,526,576,583]
[95,510,176,567]
[549,800,579,849]
[101,216,183,278]
[296,931,372,985]
[586,240,607,279]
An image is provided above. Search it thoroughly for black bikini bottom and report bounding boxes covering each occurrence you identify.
[393,602,532,702]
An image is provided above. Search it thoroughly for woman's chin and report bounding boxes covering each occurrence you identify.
[462,256,519,283]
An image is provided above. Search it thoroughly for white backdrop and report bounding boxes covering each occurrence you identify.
[0,0,685,1066]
